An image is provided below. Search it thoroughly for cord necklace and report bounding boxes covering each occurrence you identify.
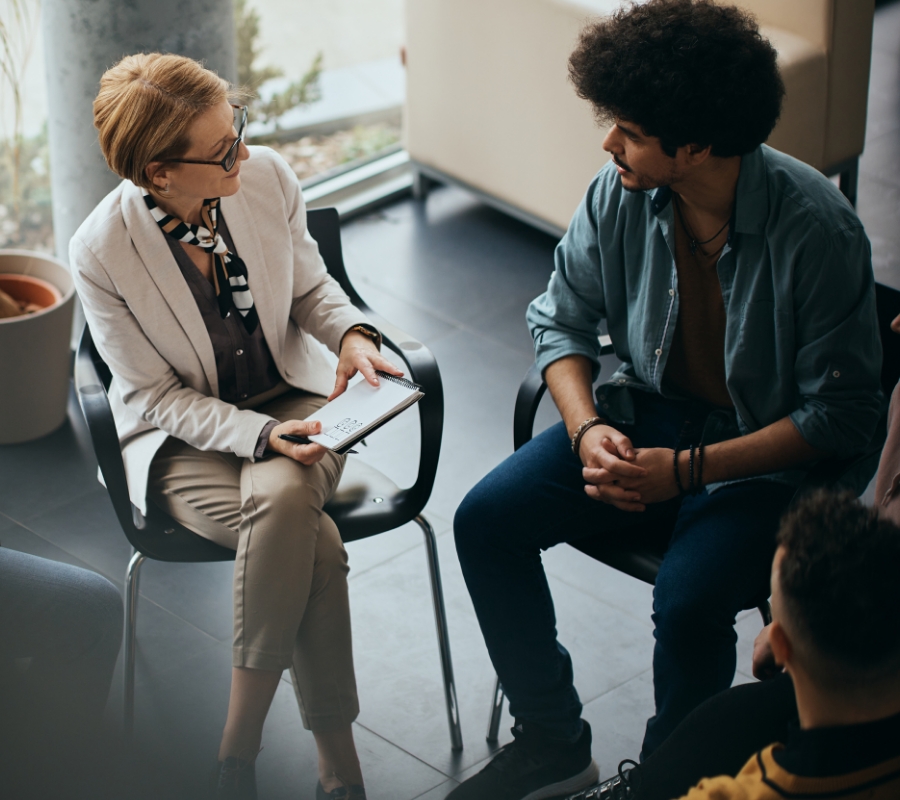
[673,194,730,261]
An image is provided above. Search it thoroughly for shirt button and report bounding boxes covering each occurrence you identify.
[602,403,610,409]
[833,370,841,378]
[598,394,606,400]
[236,349,244,356]
[240,393,248,399]
[226,312,231,318]
[655,348,663,356]
[669,289,675,296]
[618,378,626,384]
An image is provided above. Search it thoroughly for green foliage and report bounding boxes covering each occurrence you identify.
[234,0,323,129]
[256,52,322,126]
[337,123,400,165]
[0,0,49,249]
[0,126,53,251]
[234,0,281,94]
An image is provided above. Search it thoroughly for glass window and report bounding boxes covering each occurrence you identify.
[0,0,52,252]
[239,0,405,186]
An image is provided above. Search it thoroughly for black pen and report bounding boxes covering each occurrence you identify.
[278,433,357,455]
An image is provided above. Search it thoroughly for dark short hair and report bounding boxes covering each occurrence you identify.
[568,0,784,157]
[777,491,900,688]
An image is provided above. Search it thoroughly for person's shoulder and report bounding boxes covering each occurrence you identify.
[761,145,862,238]
[241,145,295,185]
[673,748,775,800]
[70,181,131,269]
[237,145,300,209]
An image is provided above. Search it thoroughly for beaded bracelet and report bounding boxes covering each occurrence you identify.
[688,444,696,492]
[571,416,606,457]
[696,442,705,491]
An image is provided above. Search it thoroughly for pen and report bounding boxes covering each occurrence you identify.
[278,433,357,455]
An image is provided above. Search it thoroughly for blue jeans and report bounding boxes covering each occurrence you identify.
[454,391,795,756]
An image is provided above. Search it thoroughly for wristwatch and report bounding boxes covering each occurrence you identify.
[346,324,382,348]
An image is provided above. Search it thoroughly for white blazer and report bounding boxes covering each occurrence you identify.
[70,146,370,514]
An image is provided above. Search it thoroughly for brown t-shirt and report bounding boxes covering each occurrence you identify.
[664,207,734,409]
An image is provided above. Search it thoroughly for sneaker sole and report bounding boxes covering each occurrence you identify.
[520,760,601,800]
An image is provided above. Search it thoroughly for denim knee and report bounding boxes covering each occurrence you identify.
[453,479,499,558]
[652,579,737,652]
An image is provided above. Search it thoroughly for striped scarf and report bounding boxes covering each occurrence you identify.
[143,191,259,334]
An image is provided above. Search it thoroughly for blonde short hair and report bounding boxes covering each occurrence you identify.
[94,53,231,190]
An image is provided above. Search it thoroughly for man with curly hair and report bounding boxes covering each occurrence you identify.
[450,1,883,798]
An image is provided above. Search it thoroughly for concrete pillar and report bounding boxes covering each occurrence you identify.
[41,0,236,343]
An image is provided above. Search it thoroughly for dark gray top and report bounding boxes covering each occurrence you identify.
[164,213,281,457]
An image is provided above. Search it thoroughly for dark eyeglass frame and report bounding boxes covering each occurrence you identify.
[167,104,248,172]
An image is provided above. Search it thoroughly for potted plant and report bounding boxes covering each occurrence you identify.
[0,3,77,443]
[0,250,75,443]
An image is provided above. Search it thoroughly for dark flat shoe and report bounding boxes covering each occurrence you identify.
[315,780,366,799]
[210,756,258,800]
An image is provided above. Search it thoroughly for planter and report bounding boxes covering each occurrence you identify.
[0,250,76,444]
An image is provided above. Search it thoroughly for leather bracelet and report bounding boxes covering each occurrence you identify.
[673,447,686,495]
[571,416,606,457]
[688,444,696,493]
[696,442,704,492]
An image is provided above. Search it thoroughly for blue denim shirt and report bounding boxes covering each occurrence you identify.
[527,145,883,493]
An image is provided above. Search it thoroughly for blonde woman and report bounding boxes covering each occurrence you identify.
[72,53,400,800]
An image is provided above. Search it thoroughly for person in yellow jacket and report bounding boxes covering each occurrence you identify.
[571,490,900,800]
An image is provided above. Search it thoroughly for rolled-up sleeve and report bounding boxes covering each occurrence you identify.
[526,178,608,380]
[788,225,883,455]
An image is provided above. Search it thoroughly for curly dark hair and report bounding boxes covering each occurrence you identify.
[777,490,900,687]
[568,0,784,157]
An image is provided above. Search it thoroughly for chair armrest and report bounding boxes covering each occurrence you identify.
[74,328,137,539]
[356,305,444,518]
[513,335,616,451]
[514,363,548,452]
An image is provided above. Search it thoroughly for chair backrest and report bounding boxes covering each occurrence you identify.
[306,207,444,520]
[75,325,235,562]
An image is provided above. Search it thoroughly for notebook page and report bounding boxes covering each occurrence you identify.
[304,375,419,449]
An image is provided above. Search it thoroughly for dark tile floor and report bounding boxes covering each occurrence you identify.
[3,5,900,798]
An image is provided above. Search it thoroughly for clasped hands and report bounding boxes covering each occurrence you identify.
[268,330,403,465]
[579,424,683,512]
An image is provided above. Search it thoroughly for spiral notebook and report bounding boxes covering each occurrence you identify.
[304,370,424,454]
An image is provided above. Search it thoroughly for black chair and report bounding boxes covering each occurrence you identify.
[485,281,900,742]
[74,207,463,750]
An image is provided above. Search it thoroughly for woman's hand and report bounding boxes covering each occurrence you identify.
[268,419,329,465]
[581,441,682,512]
[329,331,404,401]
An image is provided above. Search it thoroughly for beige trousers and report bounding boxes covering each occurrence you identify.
[147,390,359,732]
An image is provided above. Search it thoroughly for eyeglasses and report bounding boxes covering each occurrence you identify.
[168,104,248,172]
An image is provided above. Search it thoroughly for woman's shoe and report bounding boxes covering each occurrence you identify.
[315,780,366,799]
[210,756,258,800]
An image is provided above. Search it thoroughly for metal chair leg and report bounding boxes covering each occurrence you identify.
[416,515,464,751]
[487,674,504,743]
[124,549,146,739]
[412,167,432,200]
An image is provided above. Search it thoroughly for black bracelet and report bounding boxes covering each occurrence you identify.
[696,443,704,491]
[688,444,696,493]
[673,447,685,495]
